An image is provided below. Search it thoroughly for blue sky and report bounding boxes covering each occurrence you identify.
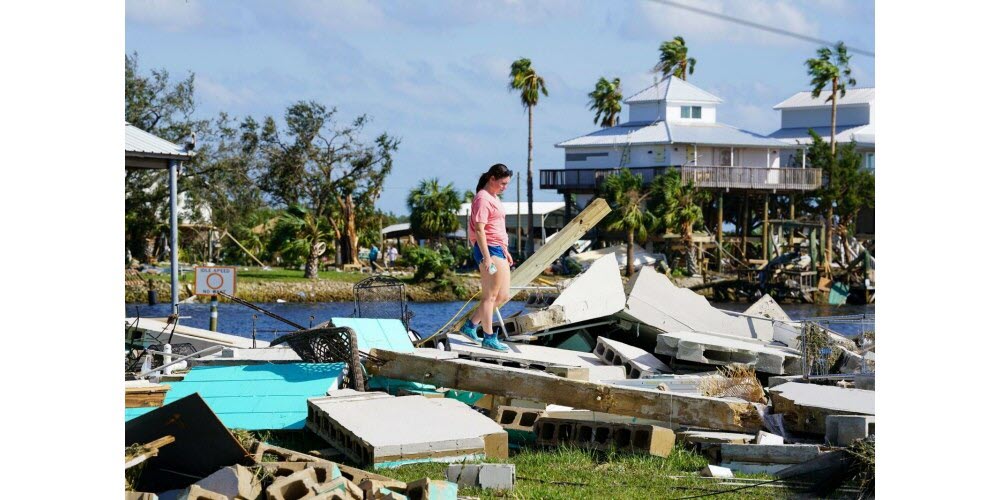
[126,0,874,215]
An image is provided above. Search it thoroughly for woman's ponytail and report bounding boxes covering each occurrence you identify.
[476,163,513,192]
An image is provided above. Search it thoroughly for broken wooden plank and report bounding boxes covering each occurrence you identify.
[125,435,175,469]
[367,348,763,433]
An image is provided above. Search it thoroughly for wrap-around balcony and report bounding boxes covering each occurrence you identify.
[540,166,823,193]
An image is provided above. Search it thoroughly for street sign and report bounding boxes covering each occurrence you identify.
[194,266,237,296]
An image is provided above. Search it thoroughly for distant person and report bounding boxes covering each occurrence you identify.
[458,163,514,352]
[387,245,399,268]
[368,246,380,267]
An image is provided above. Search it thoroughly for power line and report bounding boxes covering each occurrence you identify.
[644,0,875,58]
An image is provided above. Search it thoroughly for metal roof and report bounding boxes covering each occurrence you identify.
[125,122,193,160]
[769,124,875,147]
[381,222,411,235]
[557,120,786,148]
[624,76,723,104]
[773,87,875,109]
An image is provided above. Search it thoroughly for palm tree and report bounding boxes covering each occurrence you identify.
[655,36,696,80]
[600,169,657,277]
[806,41,856,270]
[407,178,462,244]
[588,77,623,128]
[649,170,710,276]
[276,205,336,279]
[509,57,548,255]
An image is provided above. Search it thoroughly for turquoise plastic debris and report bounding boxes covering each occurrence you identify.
[329,317,414,353]
[124,363,345,430]
[829,281,850,305]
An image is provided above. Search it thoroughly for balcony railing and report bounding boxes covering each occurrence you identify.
[539,166,823,192]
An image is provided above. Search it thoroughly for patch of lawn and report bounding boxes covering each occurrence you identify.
[139,266,369,284]
[387,446,790,499]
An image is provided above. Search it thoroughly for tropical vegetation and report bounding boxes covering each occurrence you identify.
[407,178,463,244]
[599,169,657,277]
[588,77,623,128]
[648,169,711,276]
[655,36,696,80]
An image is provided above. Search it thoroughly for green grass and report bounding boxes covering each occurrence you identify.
[387,446,791,499]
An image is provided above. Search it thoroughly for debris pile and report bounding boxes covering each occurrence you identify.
[125,199,874,498]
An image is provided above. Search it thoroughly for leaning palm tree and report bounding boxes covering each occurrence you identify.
[649,170,710,276]
[806,41,856,271]
[407,178,462,245]
[277,205,336,279]
[655,36,696,80]
[588,77,623,128]
[509,57,548,255]
[600,169,657,277]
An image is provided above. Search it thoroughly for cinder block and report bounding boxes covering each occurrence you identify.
[192,465,261,500]
[303,476,364,500]
[445,464,515,490]
[534,417,675,457]
[267,467,319,500]
[404,478,459,500]
[261,461,340,484]
[825,415,875,446]
[594,337,670,378]
[177,484,229,500]
[495,405,542,432]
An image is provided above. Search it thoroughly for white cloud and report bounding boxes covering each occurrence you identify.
[126,0,204,32]
[196,76,256,109]
[286,0,388,31]
[628,0,819,48]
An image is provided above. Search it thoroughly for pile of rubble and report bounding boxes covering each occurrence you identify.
[125,201,875,498]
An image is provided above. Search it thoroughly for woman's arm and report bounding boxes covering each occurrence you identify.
[475,222,492,270]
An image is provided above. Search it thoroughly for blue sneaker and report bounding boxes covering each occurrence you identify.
[481,333,509,352]
[459,320,482,344]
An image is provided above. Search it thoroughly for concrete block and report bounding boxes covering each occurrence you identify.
[405,478,459,500]
[825,415,875,446]
[267,468,318,500]
[360,478,408,499]
[495,405,543,432]
[720,444,824,464]
[699,465,734,478]
[445,464,515,490]
[302,476,364,500]
[719,461,791,475]
[261,462,340,485]
[177,485,228,500]
[534,417,675,457]
[655,331,801,375]
[594,337,670,378]
[755,431,784,445]
[192,465,261,500]
[307,394,505,468]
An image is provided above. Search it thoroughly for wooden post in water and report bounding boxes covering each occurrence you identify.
[210,294,219,331]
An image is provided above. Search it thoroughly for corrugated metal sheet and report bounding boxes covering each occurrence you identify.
[125,122,193,158]
[773,88,875,109]
[769,124,875,146]
[625,76,723,104]
[558,120,784,148]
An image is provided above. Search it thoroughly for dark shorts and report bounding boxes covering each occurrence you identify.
[473,245,506,266]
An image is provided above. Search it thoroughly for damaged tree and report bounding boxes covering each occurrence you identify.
[252,102,399,276]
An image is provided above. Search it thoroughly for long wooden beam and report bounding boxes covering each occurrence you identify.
[368,349,763,433]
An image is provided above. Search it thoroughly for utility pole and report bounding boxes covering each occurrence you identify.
[516,172,522,255]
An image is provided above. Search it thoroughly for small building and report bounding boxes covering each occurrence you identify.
[542,76,821,214]
[768,87,875,171]
[458,201,566,253]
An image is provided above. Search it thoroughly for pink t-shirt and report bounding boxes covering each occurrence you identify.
[468,189,508,249]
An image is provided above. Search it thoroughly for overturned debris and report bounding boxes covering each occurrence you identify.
[769,382,876,435]
[655,331,802,375]
[593,336,671,378]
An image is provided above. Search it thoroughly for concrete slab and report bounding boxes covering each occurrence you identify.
[513,254,626,333]
[307,394,506,468]
[742,295,791,322]
[619,267,783,341]
[593,337,670,378]
[448,334,627,382]
[769,383,875,435]
[755,431,784,445]
[655,331,801,375]
[719,461,790,475]
[720,444,825,464]
[676,431,755,446]
[699,465,734,478]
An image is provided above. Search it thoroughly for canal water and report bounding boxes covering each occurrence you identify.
[125,300,874,345]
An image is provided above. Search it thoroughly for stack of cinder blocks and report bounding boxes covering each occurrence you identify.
[593,337,670,378]
[533,417,675,457]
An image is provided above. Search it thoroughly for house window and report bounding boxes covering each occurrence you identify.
[865,153,875,172]
[681,106,702,119]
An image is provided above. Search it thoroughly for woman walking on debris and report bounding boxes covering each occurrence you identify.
[459,163,514,352]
